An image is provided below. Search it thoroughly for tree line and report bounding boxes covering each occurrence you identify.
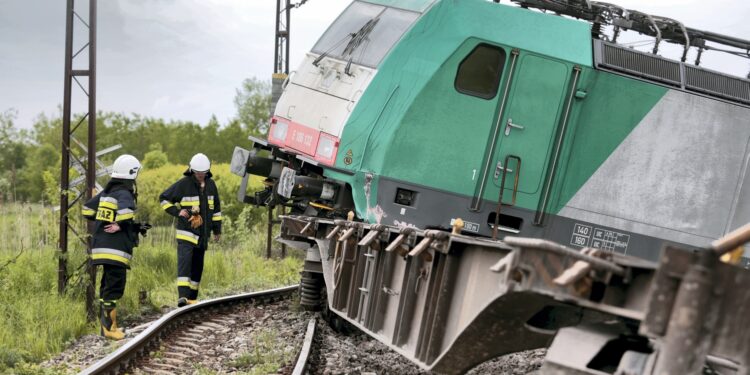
[0,78,270,204]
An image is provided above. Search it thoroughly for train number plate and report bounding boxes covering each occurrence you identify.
[451,218,480,233]
[570,223,630,253]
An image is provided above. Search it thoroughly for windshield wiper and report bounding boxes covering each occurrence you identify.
[314,15,380,72]
[343,17,379,75]
[343,17,379,57]
[313,32,354,67]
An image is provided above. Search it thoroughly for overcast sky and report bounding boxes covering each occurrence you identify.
[1,0,748,130]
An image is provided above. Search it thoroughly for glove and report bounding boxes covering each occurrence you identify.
[188,214,203,229]
[138,223,152,237]
[130,223,151,237]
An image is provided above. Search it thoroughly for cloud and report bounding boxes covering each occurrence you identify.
[1,0,746,131]
[152,95,171,112]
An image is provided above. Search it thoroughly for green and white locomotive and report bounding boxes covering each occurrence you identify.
[232,0,750,372]
[236,0,750,263]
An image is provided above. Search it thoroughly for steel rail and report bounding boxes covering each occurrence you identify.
[292,318,317,375]
[80,285,299,375]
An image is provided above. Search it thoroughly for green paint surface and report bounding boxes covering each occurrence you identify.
[484,54,570,209]
[383,39,502,195]
[327,0,667,217]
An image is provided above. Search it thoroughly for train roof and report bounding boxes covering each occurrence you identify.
[507,0,750,105]
[360,0,437,13]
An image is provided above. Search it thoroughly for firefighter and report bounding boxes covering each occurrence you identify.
[82,154,142,340]
[159,153,222,307]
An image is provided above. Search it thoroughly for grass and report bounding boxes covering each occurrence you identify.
[230,329,295,374]
[0,203,302,374]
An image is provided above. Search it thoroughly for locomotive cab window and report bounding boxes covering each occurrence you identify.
[455,44,506,99]
[312,2,420,68]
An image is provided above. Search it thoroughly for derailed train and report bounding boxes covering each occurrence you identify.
[231,0,750,373]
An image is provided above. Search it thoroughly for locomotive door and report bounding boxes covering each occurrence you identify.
[481,53,569,213]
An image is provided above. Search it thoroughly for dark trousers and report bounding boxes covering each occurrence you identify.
[99,264,127,302]
[177,242,205,300]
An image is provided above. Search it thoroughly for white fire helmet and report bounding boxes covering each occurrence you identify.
[189,153,211,173]
[111,154,141,180]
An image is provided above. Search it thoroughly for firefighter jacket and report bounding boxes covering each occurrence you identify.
[82,179,138,269]
[159,169,222,250]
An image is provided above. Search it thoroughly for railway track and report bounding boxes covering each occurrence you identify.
[80,285,316,375]
[76,284,547,374]
[72,283,426,375]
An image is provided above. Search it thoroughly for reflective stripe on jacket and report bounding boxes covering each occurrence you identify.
[83,181,138,268]
[159,170,221,249]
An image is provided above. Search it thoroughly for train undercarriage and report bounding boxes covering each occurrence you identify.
[281,215,750,375]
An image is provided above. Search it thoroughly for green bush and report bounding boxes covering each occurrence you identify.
[135,163,265,226]
[142,149,169,169]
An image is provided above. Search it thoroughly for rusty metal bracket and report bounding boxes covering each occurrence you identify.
[300,221,313,235]
[339,227,357,242]
[359,224,387,247]
[711,222,750,256]
[414,267,429,293]
[386,227,415,253]
[325,224,342,240]
[490,250,519,273]
[426,230,451,254]
[329,219,354,241]
[299,218,319,236]
[333,219,348,227]
[504,237,625,276]
[337,222,365,242]
[489,250,533,288]
[554,248,598,286]
[359,229,381,246]
[409,237,433,261]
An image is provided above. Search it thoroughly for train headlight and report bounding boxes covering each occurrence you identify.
[315,133,339,165]
[270,120,288,143]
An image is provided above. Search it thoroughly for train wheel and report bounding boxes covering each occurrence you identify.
[299,271,323,311]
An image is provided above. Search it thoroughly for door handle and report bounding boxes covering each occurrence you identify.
[494,161,513,179]
[504,118,524,136]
